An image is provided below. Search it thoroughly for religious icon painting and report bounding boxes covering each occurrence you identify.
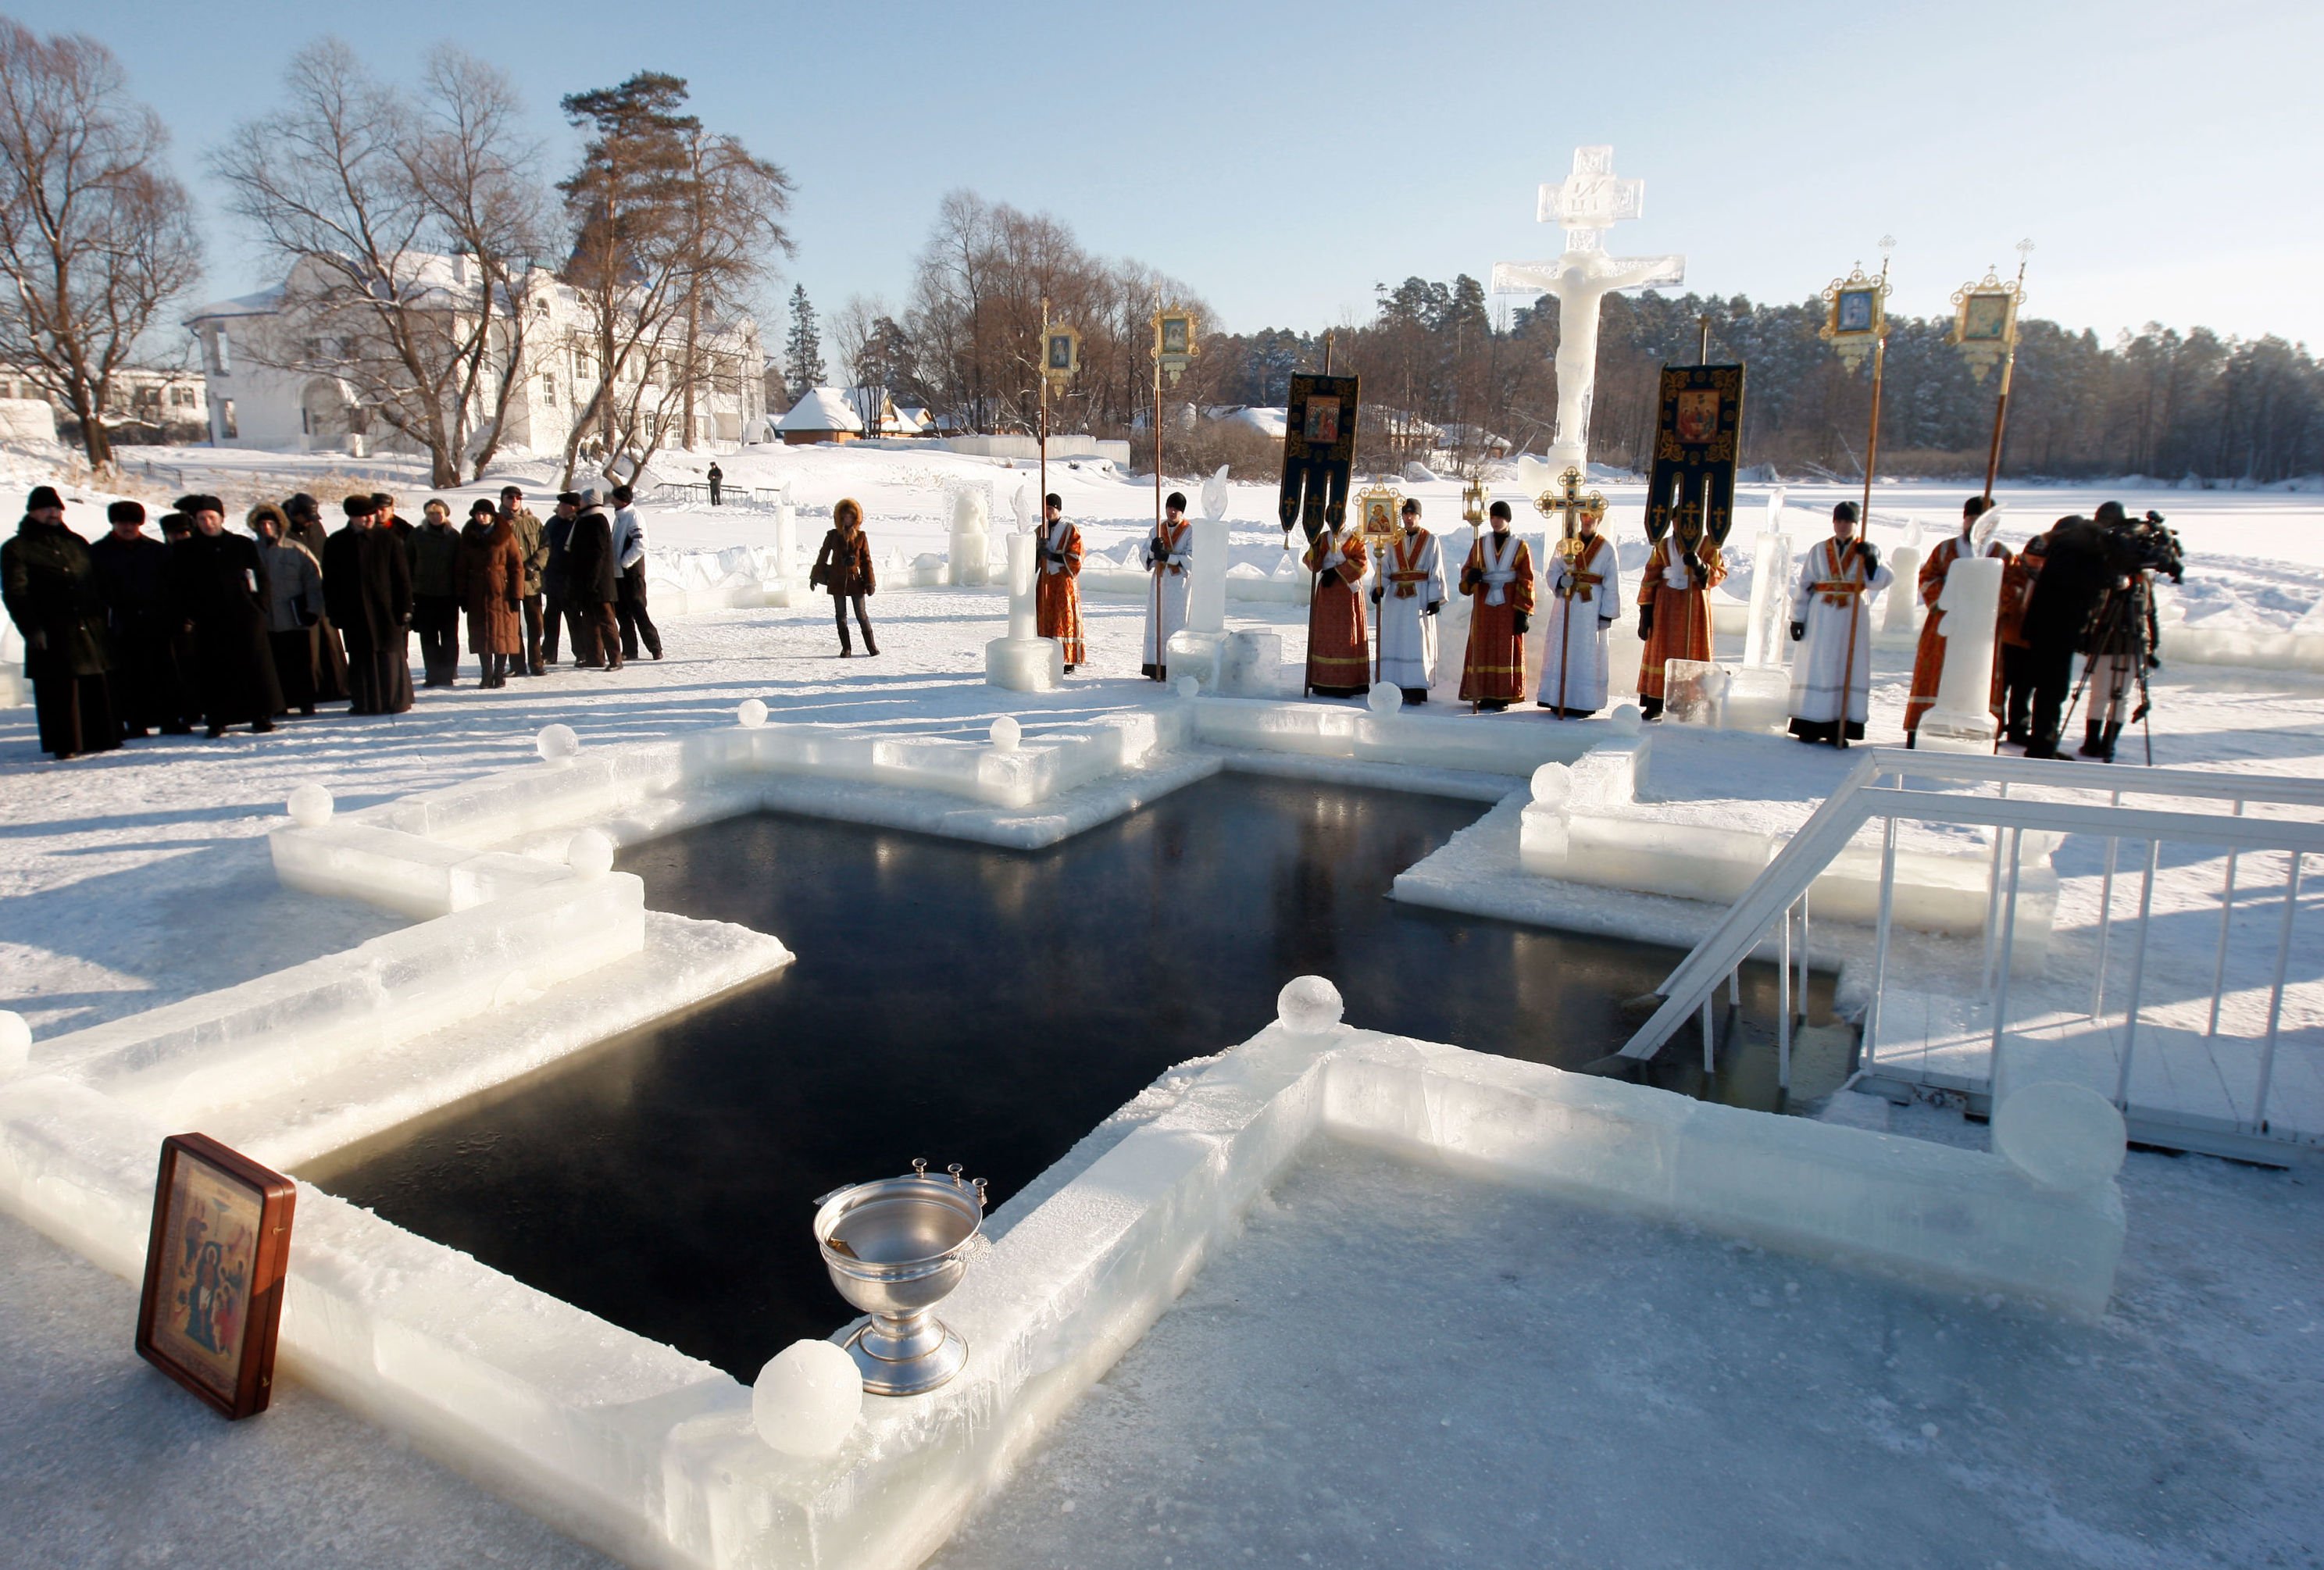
[1837,289,1876,334]
[1355,486,1401,541]
[136,1133,296,1419]
[1675,388,1720,444]
[1303,398,1342,445]
[1960,292,2012,342]
[1158,313,1191,357]
[1044,326,1081,377]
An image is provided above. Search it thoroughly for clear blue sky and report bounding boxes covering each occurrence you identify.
[34,0,2324,350]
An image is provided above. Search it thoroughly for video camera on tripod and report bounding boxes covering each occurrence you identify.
[2094,506,2185,584]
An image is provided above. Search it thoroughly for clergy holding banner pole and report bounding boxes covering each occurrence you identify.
[1787,501,1890,744]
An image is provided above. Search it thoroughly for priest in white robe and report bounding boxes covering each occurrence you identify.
[1787,500,1892,744]
[1535,511,1622,717]
[1140,491,1194,680]
[1370,498,1445,702]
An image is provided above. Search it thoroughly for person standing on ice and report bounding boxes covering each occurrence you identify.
[248,503,324,717]
[1140,491,1193,680]
[280,493,349,703]
[1634,519,1723,721]
[609,484,662,662]
[706,462,723,507]
[809,498,879,656]
[90,501,190,738]
[323,494,414,715]
[454,499,525,688]
[1786,501,1889,744]
[1536,502,1621,718]
[170,493,282,737]
[1902,496,2011,746]
[1035,492,1085,673]
[1301,507,1370,698]
[2,484,118,759]
[409,499,464,688]
[566,488,623,670]
[494,485,548,676]
[1372,497,1444,705]
[1996,532,2045,747]
[1457,501,1534,712]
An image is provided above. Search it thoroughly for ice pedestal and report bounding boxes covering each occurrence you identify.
[985,532,1059,692]
[1663,660,1790,733]
[1916,555,2004,754]
[1877,543,1921,646]
[1218,631,1286,697]
[947,488,991,587]
[1163,629,1225,687]
[1740,530,1794,669]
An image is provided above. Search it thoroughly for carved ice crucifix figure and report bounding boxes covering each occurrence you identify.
[1492,146,1685,473]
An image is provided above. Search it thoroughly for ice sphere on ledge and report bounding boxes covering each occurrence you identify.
[285,783,334,828]
[1607,701,1644,736]
[1993,1082,2126,1192]
[1366,681,1403,715]
[0,1011,27,1077]
[566,828,615,880]
[989,715,1023,754]
[536,723,581,765]
[1276,975,1344,1033]
[1174,674,1200,700]
[737,698,769,729]
[1530,762,1573,808]
[753,1339,862,1457]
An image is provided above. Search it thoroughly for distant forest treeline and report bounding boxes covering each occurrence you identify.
[862,194,2319,483]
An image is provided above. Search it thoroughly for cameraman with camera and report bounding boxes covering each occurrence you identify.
[2022,501,2181,762]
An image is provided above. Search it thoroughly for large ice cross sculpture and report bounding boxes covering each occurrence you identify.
[1492,146,1686,473]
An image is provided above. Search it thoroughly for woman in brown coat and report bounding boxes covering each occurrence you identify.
[809,498,879,656]
[453,499,527,687]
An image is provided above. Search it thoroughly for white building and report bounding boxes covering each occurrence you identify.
[184,254,763,459]
[0,363,205,444]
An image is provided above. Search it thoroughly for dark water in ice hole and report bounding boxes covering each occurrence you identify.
[312,774,1844,1380]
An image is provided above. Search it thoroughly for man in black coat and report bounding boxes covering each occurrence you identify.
[89,500,191,737]
[168,494,280,737]
[540,491,578,666]
[2,484,118,758]
[284,492,351,703]
[565,488,622,670]
[2019,514,2122,759]
[323,494,415,715]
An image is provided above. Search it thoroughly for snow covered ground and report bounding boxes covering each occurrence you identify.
[2,442,2322,1566]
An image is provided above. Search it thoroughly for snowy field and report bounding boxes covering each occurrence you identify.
[2,441,2322,1567]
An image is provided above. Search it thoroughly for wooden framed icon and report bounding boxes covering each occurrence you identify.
[136,1133,296,1420]
[1355,484,1401,541]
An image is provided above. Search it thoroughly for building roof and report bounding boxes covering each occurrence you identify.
[774,387,866,434]
[184,286,287,325]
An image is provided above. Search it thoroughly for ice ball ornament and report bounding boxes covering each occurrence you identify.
[1993,1081,2126,1191]
[1276,975,1344,1033]
[285,783,334,827]
[566,828,616,880]
[536,723,580,764]
[1608,702,1644,736]
[1174,674,1200,700]
[1530,762,1573,808]
[1366,681,1403,715]
[752,1340,862,1458]
[988,715,1022,753]
[0,1011,28,1078]
[737,698,769,729]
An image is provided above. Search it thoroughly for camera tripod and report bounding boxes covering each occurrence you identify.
[2061,581,2156,766]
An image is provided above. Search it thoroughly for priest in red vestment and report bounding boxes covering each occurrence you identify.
[1301,515,1369,697]
[1034,492,1086,671]
[1458,501,1536,711]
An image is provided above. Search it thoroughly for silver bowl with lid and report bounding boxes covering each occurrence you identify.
[813,1159,986,1396]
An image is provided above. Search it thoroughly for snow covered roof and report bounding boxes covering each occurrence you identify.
[184,287,286,324]
[1212,406,1288,441]
[775,387,866,434]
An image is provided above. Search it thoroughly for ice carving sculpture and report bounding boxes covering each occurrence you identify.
[736,698,768,729]
[566,828,614,880]
[536,723,580,765]
[1915,555,2005,753]
[286,783,334,828]
[1276,974,1344,1034]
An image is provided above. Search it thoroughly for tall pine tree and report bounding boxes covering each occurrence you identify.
[785,284,824,400]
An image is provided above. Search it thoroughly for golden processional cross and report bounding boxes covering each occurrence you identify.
[1534,465,1606,566]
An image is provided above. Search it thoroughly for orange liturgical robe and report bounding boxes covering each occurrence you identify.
[1636,537,1725,705]
[1034,518,1085,667]
[1459,528,1536,706]
[1302,525,1370,696]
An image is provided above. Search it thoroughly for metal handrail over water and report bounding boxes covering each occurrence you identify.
[1618,749,2324,1154]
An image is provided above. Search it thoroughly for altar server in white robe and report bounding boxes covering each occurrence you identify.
[1370,498,1445,702]
[1787,500,1892,744]
[1535,508,1622,717]
[1140,491,1194,680]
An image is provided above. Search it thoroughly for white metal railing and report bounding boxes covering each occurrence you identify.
[1621,749,2324,1141]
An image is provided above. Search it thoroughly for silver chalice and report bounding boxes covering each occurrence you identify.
[814,1159,986,1397]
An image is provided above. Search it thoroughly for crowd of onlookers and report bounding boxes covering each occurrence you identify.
[1,481,665,761]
